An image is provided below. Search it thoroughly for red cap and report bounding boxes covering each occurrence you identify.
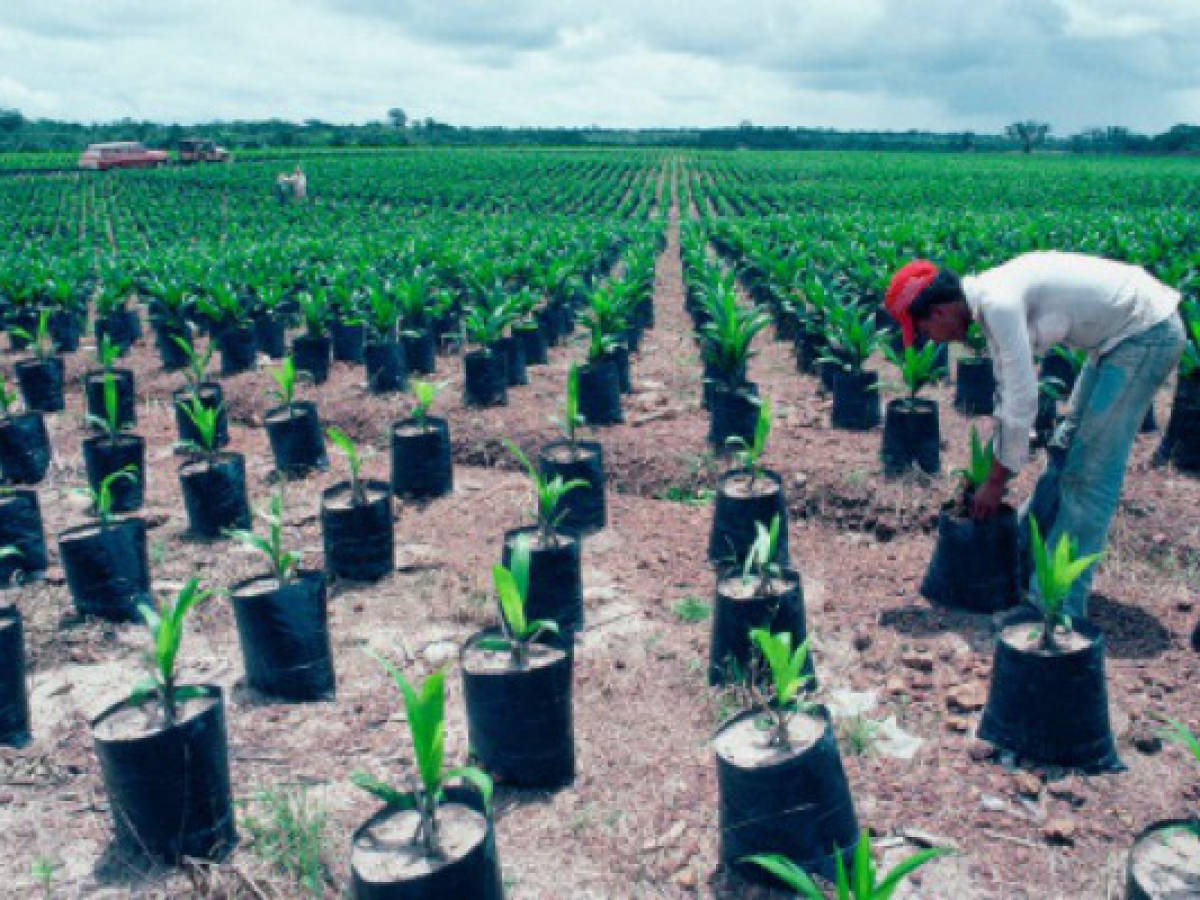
[884,259,939,347]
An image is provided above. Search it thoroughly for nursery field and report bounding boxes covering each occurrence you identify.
[0,148,1198,898]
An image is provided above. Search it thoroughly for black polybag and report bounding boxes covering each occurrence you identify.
[230,571,335,701]
[462,630,574,789]
[321,481,394,582]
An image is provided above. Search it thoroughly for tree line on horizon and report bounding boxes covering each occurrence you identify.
[0,107,1197,155]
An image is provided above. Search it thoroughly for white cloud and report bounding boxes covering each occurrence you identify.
[0,75,58,112]
[0,0,1198,132]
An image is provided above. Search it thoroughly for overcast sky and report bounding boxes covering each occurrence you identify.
[2,0,1199,134]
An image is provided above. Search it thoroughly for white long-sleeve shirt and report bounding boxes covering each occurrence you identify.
[962,251,1180,473]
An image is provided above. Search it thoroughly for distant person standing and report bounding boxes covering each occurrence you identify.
[274,165,307,203]
[291,165,307,201]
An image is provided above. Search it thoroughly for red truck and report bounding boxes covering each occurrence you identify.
[78,142,170,171]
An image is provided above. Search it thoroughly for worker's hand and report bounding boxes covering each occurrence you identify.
[970,460,1012,520]
[970,479,1005,520]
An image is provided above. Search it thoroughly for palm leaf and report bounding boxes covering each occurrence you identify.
[1164,718,1200,764]
[741,855,825,899]
[445,765,494,812]
[350,771,416,810]
[853,832,874,897]
[492,564,528,637]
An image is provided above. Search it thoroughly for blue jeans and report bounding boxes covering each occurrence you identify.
[1021,314,1185,617]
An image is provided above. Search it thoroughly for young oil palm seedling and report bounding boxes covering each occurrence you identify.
[506,440,587,548]
[93,268,139,352]
[882,341,946,406]
[461,295,512,406]
[1125,718,1200,898]
[748,628,814,747]
[746,829,950,899]
[263,355,327,477]
[82,372,145,512]
[821,302,882,431]
[509,285,549,366]
[43,267,85,352]
[699,278,770,446]
[12,308,64,413]
[250,280,288,358]
[84,334,136,432]
[0,375,51,486]
[501,440,588,635]
[725,397,772,487]
[478,536,561,667]
[880,342,945,476]
[713,624,858,884]
[794,274,837,374]
[363,283,408,392]
[709,398,789,572]
[409,379,445,432]
[920,425,1020,613]
[349,661,502,896]
[328,279,366,364]
[553,364,587,451]
[228,489,335,701]
[489,286,530,389]
[128,578,214,725]
[955,425,994,506]
[171,333,228,451]
[201,280,258,375]
[59,465,149,621]
[91,577,237,865]
[538,364,607,534]
[461,536,576,788]
[391,379,454,500]
[293,290,332,384]
[977,522,1118,769]
[146,275,193,366]
[177,395,249,538]
[576,297,624,425]
[394,269,442,353]
[709,513,804,686]
[175,332,215,392]
[743,516,786,599]
[699,277,769,388]
[321,426,393,581]
[228,490,302,583]
[1027,517,1102,651]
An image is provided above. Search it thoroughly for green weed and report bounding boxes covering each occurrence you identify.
[656,485,713,506]
[240,785,330,897]
[673,595,711,623]
[836,714,879,757]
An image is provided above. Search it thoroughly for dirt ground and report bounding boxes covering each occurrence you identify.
[1,183,1198,899]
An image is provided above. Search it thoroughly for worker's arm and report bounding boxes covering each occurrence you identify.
[971,292,1037,519]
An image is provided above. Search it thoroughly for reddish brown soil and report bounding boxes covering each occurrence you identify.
[1,180,1198,898]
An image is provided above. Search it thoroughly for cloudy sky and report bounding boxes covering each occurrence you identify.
[2,0,1199,134]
